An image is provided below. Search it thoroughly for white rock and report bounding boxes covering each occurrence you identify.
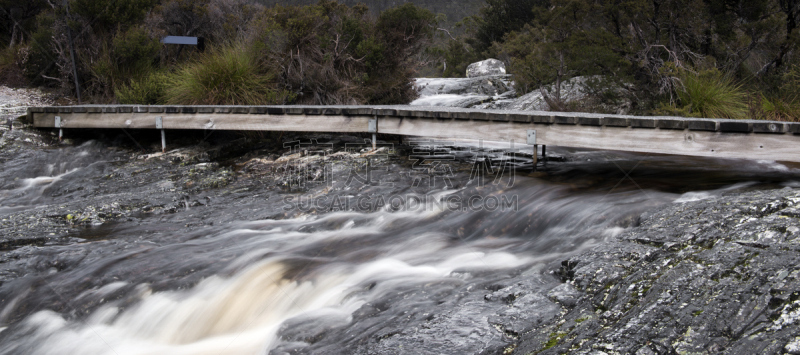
[466,59,506,78]
[786,337,800,354]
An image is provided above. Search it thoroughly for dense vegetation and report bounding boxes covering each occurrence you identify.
[3,0,800,119]
[0,0,438,105]
[442,0,800,119]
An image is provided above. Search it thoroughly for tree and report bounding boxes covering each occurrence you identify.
[473,0,548,54]
[497,0,628,109]
[759,0,800,74]
[0,0,48,47]
[247,1,435,105]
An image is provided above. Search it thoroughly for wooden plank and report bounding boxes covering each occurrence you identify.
[31,107,800,162]
[33,113,372,132]
[378,117,800,162]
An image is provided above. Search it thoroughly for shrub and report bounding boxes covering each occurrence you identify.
[77,25,161,100]
[247,1,434,105]
[676,69,748,119]
[164,45,289,105]
[21,11,58,86]
[115,70,169,104]
[0,46,17,80]
[112,26,160,74]
[69,0,156,32]
[751,94,800,122]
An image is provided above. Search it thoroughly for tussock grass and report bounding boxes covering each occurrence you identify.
[115,71,169,105]
[752,94,800,122]
[677,70,748,119]
[165,46,284,105]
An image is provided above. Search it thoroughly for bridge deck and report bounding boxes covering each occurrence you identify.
[27,105,800,162]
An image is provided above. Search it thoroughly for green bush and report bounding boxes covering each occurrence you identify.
[676,69,748,119]
[752,94,800,122]
[22,12,58,86]
[0,45,15,72]
[0,45,27,87]
[112,26,160,74]
[70,0,156,32]
[441,39,480,78]
[115,70,169,104]
[246,1,433,105]
[164,46,289,105]
[80,25,161,100]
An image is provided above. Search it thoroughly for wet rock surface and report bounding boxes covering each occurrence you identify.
[411,76,514,108]
[0,129,416,319]
[466,59,507,78]
[512,188,800,354]
[1,120,799,354]
[412,75,632,114]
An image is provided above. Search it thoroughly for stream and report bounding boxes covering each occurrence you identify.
[0,126,798,354]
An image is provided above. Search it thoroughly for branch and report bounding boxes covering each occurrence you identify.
[41,74,63,83]
[433,26,456,41]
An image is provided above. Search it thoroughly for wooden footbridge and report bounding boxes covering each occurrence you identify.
[26,105,800,162]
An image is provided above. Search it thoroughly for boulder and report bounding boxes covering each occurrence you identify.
[466,59,506,78]
[414,76,512,97]
[411,76,513,108]
[498,75,633,114]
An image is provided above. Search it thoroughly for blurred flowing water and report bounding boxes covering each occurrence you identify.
[0,137,797,355]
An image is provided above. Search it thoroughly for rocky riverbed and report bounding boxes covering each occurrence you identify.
[514,186,800,354]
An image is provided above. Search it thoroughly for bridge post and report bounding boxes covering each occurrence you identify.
[55,116,62,141]
[368,117,378,151]
[156,116,165,153]
[527,129,537,169]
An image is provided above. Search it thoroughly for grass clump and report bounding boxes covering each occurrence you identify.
[165,46,290,105]
[676,69,748,119]
[752,95,800,122]
[115,71,169,105]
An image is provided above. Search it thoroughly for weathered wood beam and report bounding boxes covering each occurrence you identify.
[27,105,800,162]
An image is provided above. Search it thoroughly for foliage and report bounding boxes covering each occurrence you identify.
[0,0,48,47]
[154,0,257,44]
[371,3,437,103]
[0,0,436,105]
[20,10,58,86]
[675,69,748,119]
[781,64,800,97]
[249,1,436,105]
[69,0,156,33]
[441,38,481,77]
[76,25,161,101]
[473,0,548,54]
[0,45,21,86]
[164,45,288,105]
[7,0,797,118]
[113,26,160,71]
[751,95,800,122]
[115,70,169,105]
[493,0,629,109]
[434,0,800,119]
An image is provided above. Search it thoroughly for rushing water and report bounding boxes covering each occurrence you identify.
[0,135,797,354]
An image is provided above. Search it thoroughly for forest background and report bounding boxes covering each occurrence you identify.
[2,0,800,120]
